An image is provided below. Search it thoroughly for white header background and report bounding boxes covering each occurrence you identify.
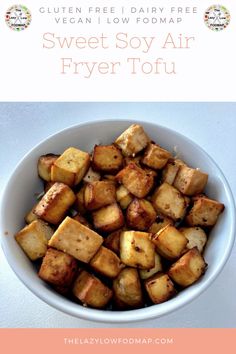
[0,0,235,101]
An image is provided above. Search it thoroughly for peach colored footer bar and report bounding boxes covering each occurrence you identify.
[0,328,235,354]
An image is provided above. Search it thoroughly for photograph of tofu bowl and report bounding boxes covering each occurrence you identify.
[1,119,235,323]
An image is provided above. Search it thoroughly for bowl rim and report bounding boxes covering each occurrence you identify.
[1,118,235,323]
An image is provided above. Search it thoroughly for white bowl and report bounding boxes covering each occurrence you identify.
[1,119,235,323]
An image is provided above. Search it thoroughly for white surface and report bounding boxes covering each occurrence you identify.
[0,102,236,328]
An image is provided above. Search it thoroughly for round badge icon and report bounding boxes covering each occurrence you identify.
[204,5,230,31]
[5,4,31,31]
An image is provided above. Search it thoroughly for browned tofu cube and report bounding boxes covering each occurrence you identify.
[25,203,39,224]
[186,195,224,227]
[38,248,77,286]
[92,203,124,233]
[168,247,207,287]
[174,165,208,196]
[148,214,174,234]
[162,160,182,185]
[15,220,53,261]
[116,185,133,209]
[83,167,101,183]
[115,124,150,156]
[139,253,163,280]
[120,231,155,269]
[113,268,143,309]
[116,163,154,198]
[152,182,187,221]
[152,225,188,260]
[103,229,122,255]
[73,270,112,309]
[180,227,207,253]
[142,143,172,170]
[126,198,157,231]
[75,185,86,215]
[72,213,91,228]
[90,246,124,278]
[92,144,123,173]
[38,154,59,182]
[51,147,90,186]
[84,181,116,211]
[34,182,76,225]
[48,216,103,263]
[145,273,176,304]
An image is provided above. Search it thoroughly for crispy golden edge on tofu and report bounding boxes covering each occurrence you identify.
[15,220,53,261]
[116,185,133,209]
[90,246,124,278]
[116,163,154,198]
[168,247,207,287]
[92,144,123,173]
[152,182,187,221]
[34,182,76,225]
[115,124,150,157]
[148,214,174,234]
[139,253,163,280]
[186,196,224,227]
[173,159,187,167]
[92,203,125,233]
[75,185,86,215]
[72,270,113,309]
[145,273,176,304]
[51,147,90,186]
[151,225,188,260]
[25,203,39,224]
[162,160,181,185]
[179,227,207,253]
[83,167,101,183]
[48,216,103,263]
[126,198,157,231]
[174,165,208,196]
[113,268,143,309]
[120,231,155,269]
[38,154,59,182]
[84,181,116,211]
[38,248,78,286]
[142,143,172,170]
[103,229,122,255]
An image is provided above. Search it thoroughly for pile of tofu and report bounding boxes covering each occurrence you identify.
[15,124,224,310]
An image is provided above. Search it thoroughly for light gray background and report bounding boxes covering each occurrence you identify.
[0,102,235,328]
